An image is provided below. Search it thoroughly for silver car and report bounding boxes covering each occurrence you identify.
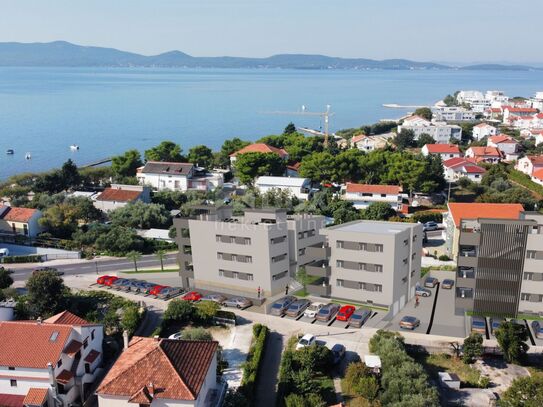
[348,308,372,328]
[157,287,183,299]
[201,294,227,304]
[270,296,296,316]
[316,303,340,322]
[285,299,310,317]
[223,297,253,309]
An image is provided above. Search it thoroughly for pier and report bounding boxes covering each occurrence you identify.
[81,157,112,168]
[383,103,428,108]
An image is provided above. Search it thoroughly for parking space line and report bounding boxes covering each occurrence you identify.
[295,314,304,321]
[311,319,317,324]
[327,317,336,327]
[524,320,536,345]
[425,282,440,334]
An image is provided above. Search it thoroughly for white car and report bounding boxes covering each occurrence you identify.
[0,248,9,258]
[303,302,326,318]
[296,334,316,350]
[168,332,182,340]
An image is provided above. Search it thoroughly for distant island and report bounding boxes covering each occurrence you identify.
[0,41,541,71]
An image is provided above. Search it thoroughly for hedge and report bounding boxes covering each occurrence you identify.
[239,324,269,402]
[1,255,43,264]
[412,211,443,224]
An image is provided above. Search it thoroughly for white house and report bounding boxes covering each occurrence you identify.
[472,123,497,141]
[255,176,312,200]
[510,114,543,129]
[94,184,151,213]
[137,162,223,192]
[521,128,543,142]
[531,91,543,111]
[421,144,462,160]
[350,134,388,152]
[0,206,43,237]
[431,106,476,121]
[398,116,462,143]
[531,169,543,186]
[465,146,502,163]
[515,155,543,176]
[456,90,484,105]
[0,311,103,407]
[96,337,222,407]
[487,134,519,157]
[503,106,539,124]
[343,183,403,211]
[442,158,486,183]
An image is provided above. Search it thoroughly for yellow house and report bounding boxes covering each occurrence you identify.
[0,205,43,237]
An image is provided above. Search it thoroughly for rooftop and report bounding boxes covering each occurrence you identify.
[345,183,401,195]
[255,176,310,187]
[325,220,418,235]
[140,161,194,175]
[230,143,288,158]
[0,206,38,223]
[447,203,524,227]
[96,188,142,202]
[424,144,461,154]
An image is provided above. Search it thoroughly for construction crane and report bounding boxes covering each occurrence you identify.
[264,105,334,147]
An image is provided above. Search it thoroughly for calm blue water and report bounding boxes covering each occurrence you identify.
[0,67,542,180]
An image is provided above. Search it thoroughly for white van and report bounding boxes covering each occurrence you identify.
[0,248,9,258]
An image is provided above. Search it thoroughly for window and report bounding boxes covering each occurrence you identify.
[359,242,367,251]
[527,250,537,259]
[244,237,251,245]
[336,240,344,249]
[375,284,383,292]
[412,252,416,260]
[83,338,89,349]
[358,282,366,290]
[273,271,288,281]
[272,253,287,263]
[413,235,417,242]
[336,279,344,287]
[524,273,533,280]
[336,260,344,268]
[10,380,17,387]
[232,272,239,279]
[375,244,383,252]
[8,366,15,371]
[219,270,225,277]
[298,248,306,256]
[521,293,530,301]
[91,330,95,341]
[403,258,408,265]
[402,277,407,284]
[57,359,62,368]
[380,194,387,197]
[217,252,224,260]
[298,232,304,239]
[375,265,383,273]
[247,274,254,281]
[403,239,408,246]
[359,263,366,271]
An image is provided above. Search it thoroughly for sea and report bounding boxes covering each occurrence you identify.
[1,67,542,180]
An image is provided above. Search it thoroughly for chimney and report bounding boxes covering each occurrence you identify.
[47,362,58,394]
[37,317,42,325]
[123,330,129,350]
[148,382,155,398]
[153,335,160,342]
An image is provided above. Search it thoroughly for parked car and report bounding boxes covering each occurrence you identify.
[286,299,311,317]
[490,318,505,336]
[117,279,138,291]
[223,296,252,309]
[348,308,372,328]
[304,302,326,319]
[183,291,202,301]
[296,333,316,350]
[316,303,340,322]
[270,296,296,316]
[201,294,227,304]
[399,316,420,330]
[96,275,112,285]
[0,248,9,258]
[139,282,158,294]
[337,305,356,322]
[168,332,182,340]
[531,321,543,339]
[331,344,346,364]
[415,287,431,297]
[111,278,129,289]
[149,285,168,296]
[157,287,183,299]
[423,221,439,232]
[424,277,438,288]
[471,316,486,334]
[103,276,119,286]
[442,279,455,289]
[128,280,149,292]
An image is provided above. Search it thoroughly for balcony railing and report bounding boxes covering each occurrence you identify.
[307,278,331,297]
[459,246,477,257]
[305,260,331,278]
[457,267,475,279]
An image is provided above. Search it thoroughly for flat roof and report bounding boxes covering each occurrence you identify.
[325,220,417,234]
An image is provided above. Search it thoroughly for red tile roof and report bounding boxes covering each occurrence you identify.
[230,143,288,158]
[443,157,473,168]
[488,134,518,144]
[0,394,25,407]
[351,134,368,143]
[468,146,501,157]
[23,388,48,406]
[504,106,538,113]
[0,206,38,223]
[64,340,83,356]
[448,203,524,227]
[443,158,485,174]
[128,386,154,404]
[424,144,461,154]
[96,337,218,401]
[463,165,486,174]
[524,155,543,165]
[346,183,401,195]
[474,123,494,128]
[56,370,74,385]
[532,168,543,181]
[96,188,142,202]
[44,310,90,326]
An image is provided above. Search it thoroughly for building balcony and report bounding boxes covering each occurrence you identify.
[307,278,331,297]
[305,260,331,278]
[459,231,480,246]
[459,246,477,257]
[306,242,331,259]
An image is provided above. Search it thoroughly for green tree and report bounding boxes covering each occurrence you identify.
[413,107,433,121]
[360,202,396,220]
[284,122,297,135]
[495,321,529,363]
[295,267,309,296]
[299,151,336,183]
[215,138,251,168]
[155,249,166,271]
[353,375,380,402]
[60,159,81,189]
[234,152,286,185]
[120,305,140,335]
[109,201,171,229]
[329,200,360,225]
[293,345,332,372]
[151,190,188,210]
[0,268,14,289]
[284,393,325,407]
[38,203,80,238]
[94,226,144,254]
[443,94,456,107]
[181,327,213,341]
[126,251,142,272]
[164,299,194,322]
[111,149,142,178]
[416,133,436,147]
[500,375,543,407]
[393,129,416,150]
[25,270,67,318]
[462,332,483,364]
[187,145,214,169]
[144,141,185,162]
[195,300,220,322]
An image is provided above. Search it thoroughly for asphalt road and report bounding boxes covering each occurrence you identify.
[10,252,178,282]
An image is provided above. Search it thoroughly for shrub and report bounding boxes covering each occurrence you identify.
[412,211,443,224]
[2,255,43,264]
[438,254,451,261]
[164,299,194,322]
[195,300,220,323]
[181,327,212,341]
[478,375,490,389]
[292,345,332,372]
[239,324,269,402]
[462,333,483,364]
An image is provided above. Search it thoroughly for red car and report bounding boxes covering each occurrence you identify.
[97,275,112,285]
[336,305,356,321]
[103,276,119,286]
[150,285,168,296]
[183,291,202,301]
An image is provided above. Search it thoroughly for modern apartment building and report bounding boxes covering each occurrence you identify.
[173,206,325,297]
[454,212,543,317]
[316,220,423,316]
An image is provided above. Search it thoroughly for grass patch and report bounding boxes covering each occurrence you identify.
[315,375,337,405]
[509,169,543,198]
[413,353,482,388]
[124,268,179,274]
[331,299,388,311]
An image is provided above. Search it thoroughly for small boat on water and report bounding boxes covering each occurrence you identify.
[6,149,14,155]
[25,153,31,160]
[70,144,79,151]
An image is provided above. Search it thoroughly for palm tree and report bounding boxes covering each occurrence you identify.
[155,250,166,271]
[126,251,142,273]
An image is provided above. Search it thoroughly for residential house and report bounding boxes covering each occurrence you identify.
[456,90,484,105]
[431,106,476,121]
[464,146,502,163]
[531,91,543,111]
[484,107,503,120]
[487,134,519,160]
[137,161,223,192]
[515,155,543,176]
[229,143,288,165]
[421,144,462,160]
[96,337,223,407]
[286,162,301,177]
[0,311,103,407]
[343,183,403,211]
[510,113,543,129]
[472,123,497,141]
[0,206,43,237]
[397,116,462,143]
[350,134,388,152]
[520,128,543,143]
[531,169,543,186]
[93,184,151,212]
[443,202,524,259]
[503,106,539,124]
[442,158,486,183]
[255,176,312,200]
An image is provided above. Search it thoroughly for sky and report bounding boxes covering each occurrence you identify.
[1,0,542,65]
